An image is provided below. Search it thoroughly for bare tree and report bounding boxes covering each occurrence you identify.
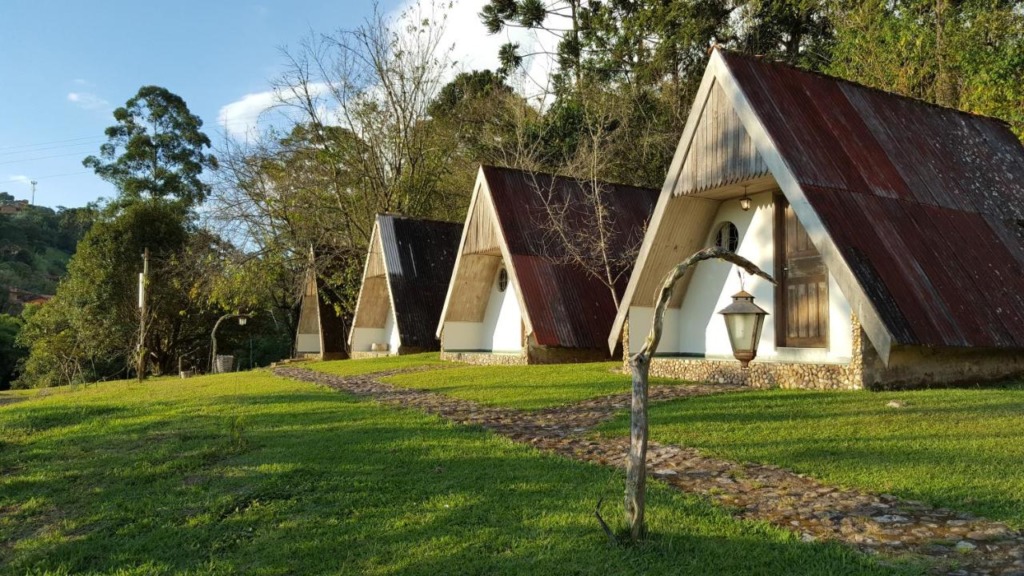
[210,1,472,344]
[625,247,774,541]
[521,100,650,309]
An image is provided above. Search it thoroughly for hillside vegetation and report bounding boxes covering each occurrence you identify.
[0,195,94,307]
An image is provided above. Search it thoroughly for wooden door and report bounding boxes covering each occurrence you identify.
[775,196,828,348]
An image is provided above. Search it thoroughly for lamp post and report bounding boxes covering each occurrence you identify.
[717,290,769,367]
[210,313,251,373]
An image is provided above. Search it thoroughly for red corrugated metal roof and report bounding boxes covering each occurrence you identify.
[482,166,659,349]
[722,51,1024,349]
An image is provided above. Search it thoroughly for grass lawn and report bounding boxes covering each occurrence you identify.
[307,352,450,377]
[0,371,918,575]
[381,362,682,410]
[598,385,1024,527]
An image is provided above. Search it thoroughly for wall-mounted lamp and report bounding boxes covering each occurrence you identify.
[739,185,751,211]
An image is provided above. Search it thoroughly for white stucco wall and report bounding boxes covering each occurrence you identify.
[440,266,523,352]
[351,305,401,354]
[296,333,321,354]
[628,193,853,363]
[384,308,401,353]
[441,322,484,350]
[350,327,386,352]
[482,269,523,352]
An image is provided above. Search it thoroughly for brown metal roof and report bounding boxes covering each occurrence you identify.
[482,165,659,349]
[722,51,1024,349]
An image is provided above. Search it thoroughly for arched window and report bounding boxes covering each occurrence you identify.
[497,268,509,292]
[714,222,739,253]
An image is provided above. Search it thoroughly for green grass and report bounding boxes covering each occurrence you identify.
[0,371,918,575]
[599,385,1024,527]
[307,352,450,377]
[382,362,682,410]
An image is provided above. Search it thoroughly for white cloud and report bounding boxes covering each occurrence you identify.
[219,0,560,139]
[398,0,559,101]
[218,83,333,139]
[218,90,279,138]
[67,91,110,110]
[8,175,32,187]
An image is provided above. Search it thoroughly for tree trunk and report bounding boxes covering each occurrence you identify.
[624,247,775,541]
[625,350,651,541]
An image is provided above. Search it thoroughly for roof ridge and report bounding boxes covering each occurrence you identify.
[716,48,1015,129]
[481,164,659,193]
[376,212,462,226]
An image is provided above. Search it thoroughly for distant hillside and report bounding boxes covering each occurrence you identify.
[0,193,96,314]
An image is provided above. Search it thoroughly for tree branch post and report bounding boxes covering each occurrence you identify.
[625,247,775,542]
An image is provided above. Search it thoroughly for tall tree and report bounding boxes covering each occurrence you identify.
[213,1,471,348]
[0,313,25,389]
[828,0,1024,136]
[83,86,219,208]
[17,201,199,385]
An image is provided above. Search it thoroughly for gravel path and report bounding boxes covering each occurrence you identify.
[274,365,1024,575]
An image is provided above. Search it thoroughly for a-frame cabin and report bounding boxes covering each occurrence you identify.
[437,165,658,365]
[294,249,348,360]
[348,214,462,357]
[612,48,1024,389]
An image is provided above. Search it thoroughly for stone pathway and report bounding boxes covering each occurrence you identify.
[274,366,1024,575]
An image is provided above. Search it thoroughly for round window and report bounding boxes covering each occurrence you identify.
[497,268,509,292]
[714,222,739,253]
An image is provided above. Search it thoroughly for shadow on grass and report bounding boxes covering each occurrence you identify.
[1,388,920,576]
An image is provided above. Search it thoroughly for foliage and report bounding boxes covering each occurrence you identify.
[0,204,97,302]
[15,200,201,386]
[0,371,914,575]
[828,0,1024,136]
[83,85,219,209]
[599,384,1024,527]
[213,1,475,338]
[0,314,25,389]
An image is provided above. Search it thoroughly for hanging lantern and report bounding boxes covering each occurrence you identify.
[717,291,769,367]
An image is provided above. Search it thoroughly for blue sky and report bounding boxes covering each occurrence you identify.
[0,0,542,209]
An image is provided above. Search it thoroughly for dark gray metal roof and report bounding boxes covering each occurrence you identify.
[378,214,463,350]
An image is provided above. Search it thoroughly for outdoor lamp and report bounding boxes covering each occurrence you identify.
[739,185,752,211]
[717,290,769,367]
[238,316,248,327]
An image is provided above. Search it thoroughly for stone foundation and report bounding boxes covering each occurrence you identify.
[625,313,1024,390]
[442,344,610,366]
[351,351,392,360]
[441,350,529,366]
[624,315,868,390]
[646,357,863,390]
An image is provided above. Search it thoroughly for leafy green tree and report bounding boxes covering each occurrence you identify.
[16,201,200,386]
[0,313,25,389]
[828,0,1024,136]
[83,86,218,209]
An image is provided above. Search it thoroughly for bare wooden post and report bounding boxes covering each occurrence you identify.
[137,247,149,382]
[625,247,775,542]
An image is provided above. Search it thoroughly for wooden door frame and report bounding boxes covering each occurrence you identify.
[773,192,788,349]
[774,193,829,349]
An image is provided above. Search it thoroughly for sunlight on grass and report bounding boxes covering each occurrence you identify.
[307,352,449,377]
[381,362,682,410]
[0,371,920,575]
[599,384,1024,527]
